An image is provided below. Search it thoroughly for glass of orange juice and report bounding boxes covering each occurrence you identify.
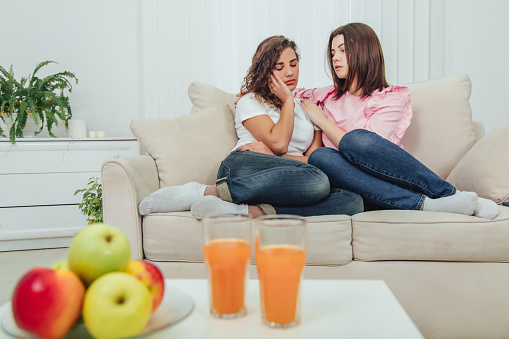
[202,212,252,319]
[255,215,307,328]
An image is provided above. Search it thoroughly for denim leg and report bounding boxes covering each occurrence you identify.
[338,130,456,198]
[216,151,330,207]
[308,147,425,210]
[273,187,364,216]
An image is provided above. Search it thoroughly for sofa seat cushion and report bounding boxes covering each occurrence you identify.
[352,207,509,262]
[142,213,354,266]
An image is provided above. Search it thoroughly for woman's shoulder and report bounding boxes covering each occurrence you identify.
[293,85,335,102]
[370,86,410,105]
[237,92,266,110]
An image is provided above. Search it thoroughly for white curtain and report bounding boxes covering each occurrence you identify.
[140,0,449,119]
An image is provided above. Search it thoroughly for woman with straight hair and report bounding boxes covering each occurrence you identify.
[295,22,498,219]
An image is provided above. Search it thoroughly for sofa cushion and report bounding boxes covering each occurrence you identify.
[142,212,354,266]
[401,74,476,179]
[188,81,237,116]
[351,207,509,262]
[130,104,238,187]
[447,124,509,204]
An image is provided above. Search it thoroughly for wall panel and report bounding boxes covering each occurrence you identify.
[414,0,431,82]
[3,0,507,139]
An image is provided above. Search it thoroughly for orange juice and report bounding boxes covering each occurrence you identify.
[203,239,251,315]
[257,245,306,324]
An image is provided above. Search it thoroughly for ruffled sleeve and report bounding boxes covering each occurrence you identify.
[364,86,412,146]
[293,85,336,106]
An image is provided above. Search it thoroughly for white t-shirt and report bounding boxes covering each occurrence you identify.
[233,93,317,156]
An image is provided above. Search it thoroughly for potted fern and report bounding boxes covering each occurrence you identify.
[0,61,78,144]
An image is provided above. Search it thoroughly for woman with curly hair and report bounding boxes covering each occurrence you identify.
[139,35,363,218]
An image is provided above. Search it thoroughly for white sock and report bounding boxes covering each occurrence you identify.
[474,197,500,219]
[138,182,207,215]
[191,196,249,220]
[422,191,477,215]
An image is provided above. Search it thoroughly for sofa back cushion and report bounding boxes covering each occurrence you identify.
[447,124,509,204]
[401,74,476,179]
[188,81,237,115]
[130,104,238,187]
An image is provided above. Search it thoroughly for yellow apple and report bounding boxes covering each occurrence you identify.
[83,272,152,339]
[51,258,69,271]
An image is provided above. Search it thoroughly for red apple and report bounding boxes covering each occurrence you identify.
[124,260,165,313]
[11,267,85,339]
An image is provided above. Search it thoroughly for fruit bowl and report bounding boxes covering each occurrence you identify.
[1,286,194,339]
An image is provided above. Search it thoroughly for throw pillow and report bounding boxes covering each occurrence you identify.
[130,104,238,187]
[401,74,476,179]
[447,124,509,204]
[188,81,237,116]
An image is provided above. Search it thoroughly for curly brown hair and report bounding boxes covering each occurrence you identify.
[327,23,389,99]
[240,36,299,109]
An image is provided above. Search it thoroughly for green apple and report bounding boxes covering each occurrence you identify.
[83,272,152,339]
[68,223,131,285]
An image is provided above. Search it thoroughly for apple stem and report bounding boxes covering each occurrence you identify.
[106,235,113,243]
[116,296,125,305]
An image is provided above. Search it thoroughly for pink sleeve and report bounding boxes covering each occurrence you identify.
[292,86,335,105]
[364,86,412,146]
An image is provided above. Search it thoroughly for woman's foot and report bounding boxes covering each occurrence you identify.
[139,182,207,215]
[422,191,477,216]
[474,197,500,219]
[191,196,249,219]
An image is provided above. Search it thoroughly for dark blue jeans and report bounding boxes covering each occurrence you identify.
[216,150,363,216]
[308,129,456,210]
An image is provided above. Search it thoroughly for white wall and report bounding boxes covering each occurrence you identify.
[1,0,508,137]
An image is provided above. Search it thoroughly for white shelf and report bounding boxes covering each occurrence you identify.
[0,138,141,251]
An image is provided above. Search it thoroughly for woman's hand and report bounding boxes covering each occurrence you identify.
[270,72,293,104]
[236,141,275,156]
[302,99,347,146]
[301,99,327,126]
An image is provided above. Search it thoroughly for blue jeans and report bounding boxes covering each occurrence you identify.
[216,150,363,216]
[308,129,456,210]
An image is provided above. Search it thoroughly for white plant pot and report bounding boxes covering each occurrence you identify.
[3,113,42,137]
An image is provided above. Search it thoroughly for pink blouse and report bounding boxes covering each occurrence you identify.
[293,85,412,149]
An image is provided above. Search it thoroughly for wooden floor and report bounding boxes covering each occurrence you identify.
[0,248,68,305]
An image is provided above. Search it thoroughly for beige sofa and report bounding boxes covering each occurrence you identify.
[101,74,509,339]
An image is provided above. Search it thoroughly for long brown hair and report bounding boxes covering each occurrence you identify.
[327,23,389,98]
[240,36,299,109]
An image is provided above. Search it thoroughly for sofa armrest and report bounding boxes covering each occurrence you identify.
[101,155,159,259]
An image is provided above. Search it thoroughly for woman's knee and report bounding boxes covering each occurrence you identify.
[339,129,379,155]
[305,166,331,199]
[308,147,336,168]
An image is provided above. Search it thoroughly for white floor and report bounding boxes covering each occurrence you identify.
[0,248,68,305]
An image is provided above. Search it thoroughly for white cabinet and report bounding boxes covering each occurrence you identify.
[0,138,140,251]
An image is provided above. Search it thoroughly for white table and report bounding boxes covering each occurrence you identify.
[151,279,423,339]
[0,279,423,339]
